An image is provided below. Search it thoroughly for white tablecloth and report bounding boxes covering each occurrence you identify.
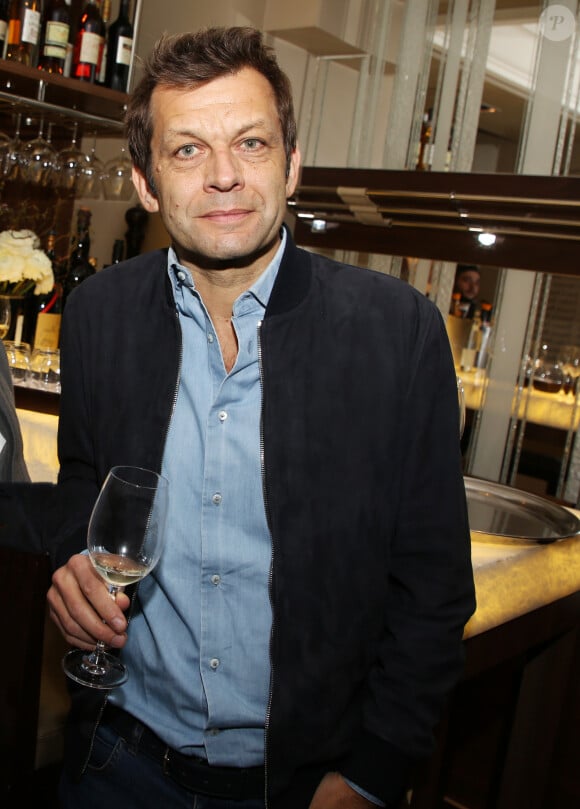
[16,408,59,483]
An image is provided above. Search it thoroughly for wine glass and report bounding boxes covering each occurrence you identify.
[55,122,85,192]
[62,465,169,689]
[3,113,23,182]
[102,144,135,201]
[77,134,105,199]
[20,120,58,187]
[0,131,12,183]
[0,297,11,340]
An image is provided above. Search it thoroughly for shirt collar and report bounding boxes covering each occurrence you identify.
[167,228,286,310]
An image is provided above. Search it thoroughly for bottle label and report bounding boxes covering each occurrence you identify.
[79,31,102,65]
[34,313,62,351]
[22,8,41,45]
[43,20,70,58]
[0,20,7,43]
[115,35,133,66]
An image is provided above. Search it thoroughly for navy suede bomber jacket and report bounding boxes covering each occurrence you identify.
[54,226,475,809]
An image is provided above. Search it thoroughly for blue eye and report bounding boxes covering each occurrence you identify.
[177,144,197,158]
[243,138,263,150]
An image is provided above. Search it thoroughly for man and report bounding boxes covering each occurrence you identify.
[47,27,475,809]
[451,264,481,318]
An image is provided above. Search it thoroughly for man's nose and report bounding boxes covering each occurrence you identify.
[204,149,243,192]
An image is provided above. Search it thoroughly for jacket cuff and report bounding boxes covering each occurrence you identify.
[339,729,419,808]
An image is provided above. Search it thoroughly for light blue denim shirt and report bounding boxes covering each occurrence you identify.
[109,232,286,766]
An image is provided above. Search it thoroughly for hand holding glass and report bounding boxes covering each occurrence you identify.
[62,465,169,689]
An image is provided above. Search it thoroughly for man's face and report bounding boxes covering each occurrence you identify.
[133,67,300,274]
[455,270,480,301]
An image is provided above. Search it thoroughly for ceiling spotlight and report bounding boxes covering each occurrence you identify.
[477,232,496,247]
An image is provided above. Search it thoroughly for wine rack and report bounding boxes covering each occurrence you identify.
[0,60,128,141]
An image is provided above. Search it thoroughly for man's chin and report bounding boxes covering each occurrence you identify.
[179,232,281,270]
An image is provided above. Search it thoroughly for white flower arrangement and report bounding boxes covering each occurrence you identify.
[0,229,55,296]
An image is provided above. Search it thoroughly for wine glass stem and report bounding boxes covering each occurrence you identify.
[80,584,121,675]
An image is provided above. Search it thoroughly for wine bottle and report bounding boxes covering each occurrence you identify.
[64,207,95,303]
[32,231,63,349]
[96,0,110,84]
[71,0,104,82]
[37,0,70,74]
[104,0,132,92]
[0,0,10,55]
[6,0,44,67]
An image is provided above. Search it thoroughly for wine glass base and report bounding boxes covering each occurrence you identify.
[63,648,128,689]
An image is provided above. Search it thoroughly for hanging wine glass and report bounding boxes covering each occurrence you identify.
[3,113,23,182]
[56,122,85,192]
[77,134,105,199]
[102,144,135,201]
[0,131,12,182]
[20,120,58,187]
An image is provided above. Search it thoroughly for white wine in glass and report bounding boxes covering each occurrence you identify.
[62,465,169,689]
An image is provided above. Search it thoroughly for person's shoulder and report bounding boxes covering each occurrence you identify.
[307,249,433,308]
[74,249,169,294]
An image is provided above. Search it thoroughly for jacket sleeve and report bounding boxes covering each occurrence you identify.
[47,288,101,569]
[341,300,476,806]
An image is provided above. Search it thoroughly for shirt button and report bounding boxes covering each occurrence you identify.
[209,658,220,670]
[212,493,222,505]
[207,333,214,343]
[218,411,228,422]
[208,728,220,736]
[177,270,186,281]
[211,574,221,586]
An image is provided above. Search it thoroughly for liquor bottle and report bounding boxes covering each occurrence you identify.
[64,207,95,303]
[450,292,462,317]
[104,0,132,92]
[38,0,70,74]
[6,0,44,67]
[416,113,432,171]
[0,0,10,55]
[71,0,104,82]
[96,0,110,84]
[460,308,482,372]
[475,302,493,370]
[33,231,64,349]
[110,238,124,265]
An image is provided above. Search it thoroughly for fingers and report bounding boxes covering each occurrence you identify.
[47,554,130,650]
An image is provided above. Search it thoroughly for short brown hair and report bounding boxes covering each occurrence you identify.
[125,27,297,192]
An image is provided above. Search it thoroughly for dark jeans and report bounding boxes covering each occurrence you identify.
[59,724,266,809]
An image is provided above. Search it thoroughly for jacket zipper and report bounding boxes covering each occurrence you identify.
[258,319,273,809]
[81,305,184,777]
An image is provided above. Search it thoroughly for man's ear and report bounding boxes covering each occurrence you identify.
[285,146,301,199]
[132,166,160,213]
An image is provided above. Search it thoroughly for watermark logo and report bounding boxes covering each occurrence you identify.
[539,4,576,41]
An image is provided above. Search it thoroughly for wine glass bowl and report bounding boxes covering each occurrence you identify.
[62,465,169,689]
[55,123,84,192]
[20,121,58,187]
[102,145,135,201]
[3,113,23,182]
[531,344,565,394]
[0,132,12,180]
[77,139,105,199]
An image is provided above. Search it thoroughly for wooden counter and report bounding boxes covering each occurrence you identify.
[411,531,580,809]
